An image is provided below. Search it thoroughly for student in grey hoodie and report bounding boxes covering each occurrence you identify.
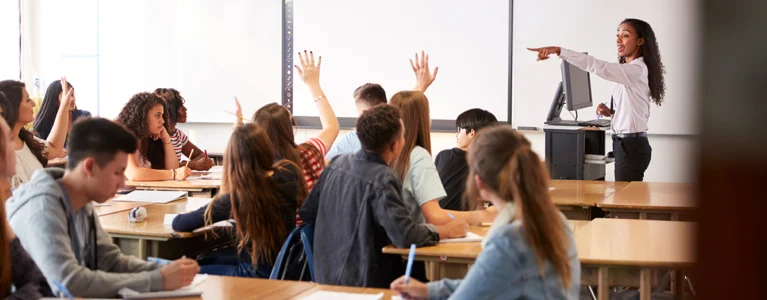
[6,117,199,298]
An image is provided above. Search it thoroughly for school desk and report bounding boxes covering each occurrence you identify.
[99,198,230,260]
[93,200,148,216]
[125,177,221,197]
[382,221,590,281]
[165,276,396,300]
[549,180,630,219]
[597,182,696,220]
[47,157,67,168]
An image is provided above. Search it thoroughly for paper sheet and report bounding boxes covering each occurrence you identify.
[113,191,186,204]
[185,197,213,211]
[301,291,383,300]
[438,231,483,243]
[118,274,206,299]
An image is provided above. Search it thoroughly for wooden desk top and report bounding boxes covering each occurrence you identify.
[549,180,630,207]
[382,221,590,259]
[576,218,696,268]
[597,182,696,211]
[167,276,315,299]
[93,200,148,216]
[47,157,67,167]
[126,179,221,190]
[99,198,196,239]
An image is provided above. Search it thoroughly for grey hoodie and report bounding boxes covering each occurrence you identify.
[6,168,163,298]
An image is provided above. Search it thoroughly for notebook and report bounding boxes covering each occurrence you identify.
[113,191,187,204]
[118,274,207,299]
[438,231,483,243]
[301,291,383,300]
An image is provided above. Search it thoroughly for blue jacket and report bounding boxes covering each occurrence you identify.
[427,214,581,299]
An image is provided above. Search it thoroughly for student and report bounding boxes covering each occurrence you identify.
[389,91,496,226]
[172,123,305,277]
[0,79,69,189]
[529,18,665,181]
[6,118,199,298]
[0,102,54,300]
[325,51,439,160]
[154,88,214,171]
[33,79,92,140]
[241,51,339,225]
[435,108,498,211]
[391,126,581,299]
[116,92,192,181]
[300,104,468,288]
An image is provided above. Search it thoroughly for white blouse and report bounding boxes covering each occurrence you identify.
[10,137,48,189]
[559,48,652,134]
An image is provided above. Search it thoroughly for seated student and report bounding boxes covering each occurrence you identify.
[116,92,192,181]
[435,108,498,211]
[154,88,214,171]
[6,118,200,298]
[0,110,54,299]
[33,79,92,140]
[241,51,339,225]
[172,123,305,277]
[300,104,468,288]
[391,126,581,299]
[326,51,439,160]
[0,79,69,189]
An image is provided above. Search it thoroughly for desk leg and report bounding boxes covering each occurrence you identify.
[673,270,685,300]
[639,212,648,220]
[640,269,651,300]
[137,239,147,260]
[598,267,609,300]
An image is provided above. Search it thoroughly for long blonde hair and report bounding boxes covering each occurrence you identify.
[466,126,572,288]
[389,91,432,180]
[205,123,306,265]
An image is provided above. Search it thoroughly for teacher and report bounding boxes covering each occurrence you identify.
[529,18,666,181]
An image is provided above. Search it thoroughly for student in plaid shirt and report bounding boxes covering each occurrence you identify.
[235,51,340,226]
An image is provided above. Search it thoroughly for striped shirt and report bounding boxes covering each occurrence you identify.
[295,137,327,226]
[169,128,189,160]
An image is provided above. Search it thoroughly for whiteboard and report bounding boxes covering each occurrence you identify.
[292,0,510,122]
[512,0,700,135]
[97,0,282,122]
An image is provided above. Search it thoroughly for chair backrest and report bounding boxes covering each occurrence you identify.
[299,224,315,281]
[269,225,311,281]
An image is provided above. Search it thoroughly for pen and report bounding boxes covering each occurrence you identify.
[404,244,416,284]
[186,149,195,167]
[204,150,209,159]
[448,213,456,220]
[52,280,74,300]
[148,257,173,265]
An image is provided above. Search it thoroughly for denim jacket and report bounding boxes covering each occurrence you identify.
[300,150,440,288]
[427,214,581,299]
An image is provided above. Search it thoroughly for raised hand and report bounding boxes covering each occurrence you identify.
[410,50,439,93]
[59,77,75,111]
[527,46,561,61]
[295,50,321,87]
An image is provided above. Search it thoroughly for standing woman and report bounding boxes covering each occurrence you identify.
[529,18,665,181]
[116,92,192,181]
[0,79,70,189]
[154,88,214,171]
[33,79,92,140]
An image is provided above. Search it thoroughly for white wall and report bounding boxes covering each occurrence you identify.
[178,124,697,183]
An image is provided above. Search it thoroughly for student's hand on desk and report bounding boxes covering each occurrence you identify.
[440,219,470,238]
[390,276,428,300]
[174,167,192,180]
[596,103,612,117]
[295,50,321,87]
[160,258,199,290]
[189,157,214,171]
[527,46,561,61]
[410,50,439,93]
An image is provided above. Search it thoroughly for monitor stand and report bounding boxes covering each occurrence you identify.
[544,82,580,126]
[545,117,579,126]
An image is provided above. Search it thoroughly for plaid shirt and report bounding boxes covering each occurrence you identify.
[296,137,327,226]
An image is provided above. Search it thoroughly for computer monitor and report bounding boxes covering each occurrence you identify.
[545,58,593,125]
[562,59,593,111]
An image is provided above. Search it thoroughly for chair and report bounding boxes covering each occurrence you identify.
[299,224,315,281]
[269,225,311,281]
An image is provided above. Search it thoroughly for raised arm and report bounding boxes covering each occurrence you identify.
[295,51,340,150]
[44,77,73,158]
[410,50,439,93]
[528,46,644,87]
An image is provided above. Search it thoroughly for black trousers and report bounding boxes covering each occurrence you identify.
[612,135,652,181]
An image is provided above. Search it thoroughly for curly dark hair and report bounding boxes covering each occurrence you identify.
[115,92,170,169]
[0,80,47,167]
[356,104,402,155]
[619,18,666,106]
[153,88,185,124]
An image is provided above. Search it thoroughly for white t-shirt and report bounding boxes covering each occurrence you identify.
[401,146,448,224]
[11,137,47,189]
